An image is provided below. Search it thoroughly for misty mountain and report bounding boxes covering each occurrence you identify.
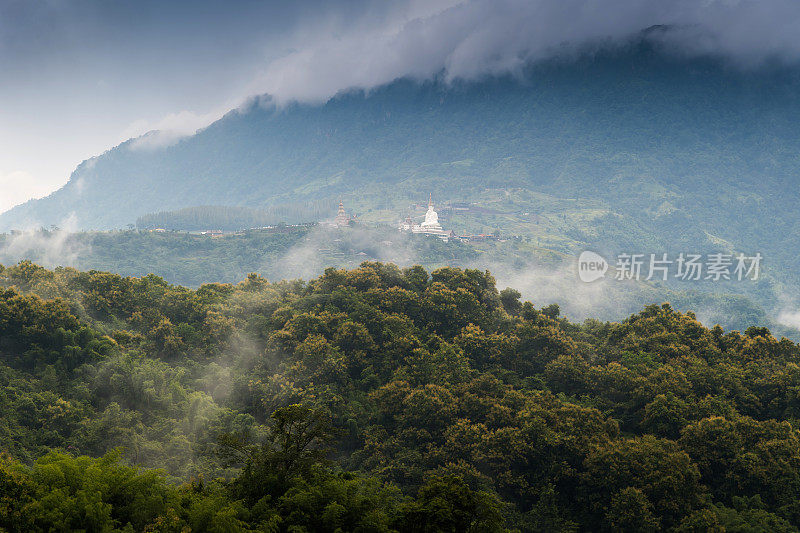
[4,39,800,297]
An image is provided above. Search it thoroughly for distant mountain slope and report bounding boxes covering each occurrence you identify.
[4,38,800,302]
[3,39,797,229]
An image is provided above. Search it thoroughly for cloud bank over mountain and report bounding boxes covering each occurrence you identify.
[112,0,800,153]
[124,0,800,141]
[251,0,800,105]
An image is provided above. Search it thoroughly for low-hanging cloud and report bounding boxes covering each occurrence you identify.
[0,214,90,268]
[267,224,423,281]
[248,0,800,105]
[125,108,234,151]
[119,0,800,151]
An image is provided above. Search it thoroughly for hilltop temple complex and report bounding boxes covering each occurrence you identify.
[332,200,357,227]
[399,194,454,242]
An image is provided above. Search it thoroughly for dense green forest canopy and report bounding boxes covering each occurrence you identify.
[3,261,800,531]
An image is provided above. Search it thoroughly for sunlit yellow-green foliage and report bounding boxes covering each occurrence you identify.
[2,260,800,531]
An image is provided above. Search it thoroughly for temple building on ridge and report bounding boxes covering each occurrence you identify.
[399,194,454,242]
[332,200,357,227]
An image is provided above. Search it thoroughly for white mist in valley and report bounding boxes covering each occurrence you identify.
[0,214,89,269]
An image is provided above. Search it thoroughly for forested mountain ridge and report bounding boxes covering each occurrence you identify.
[2,261,800,531]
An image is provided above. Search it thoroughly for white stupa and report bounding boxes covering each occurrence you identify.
[401,194,453,242]
[419,194,442,230]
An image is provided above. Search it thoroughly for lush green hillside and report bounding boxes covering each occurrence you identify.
[3,262,800,530]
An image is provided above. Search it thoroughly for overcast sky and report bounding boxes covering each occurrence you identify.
[3,0,800,213]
